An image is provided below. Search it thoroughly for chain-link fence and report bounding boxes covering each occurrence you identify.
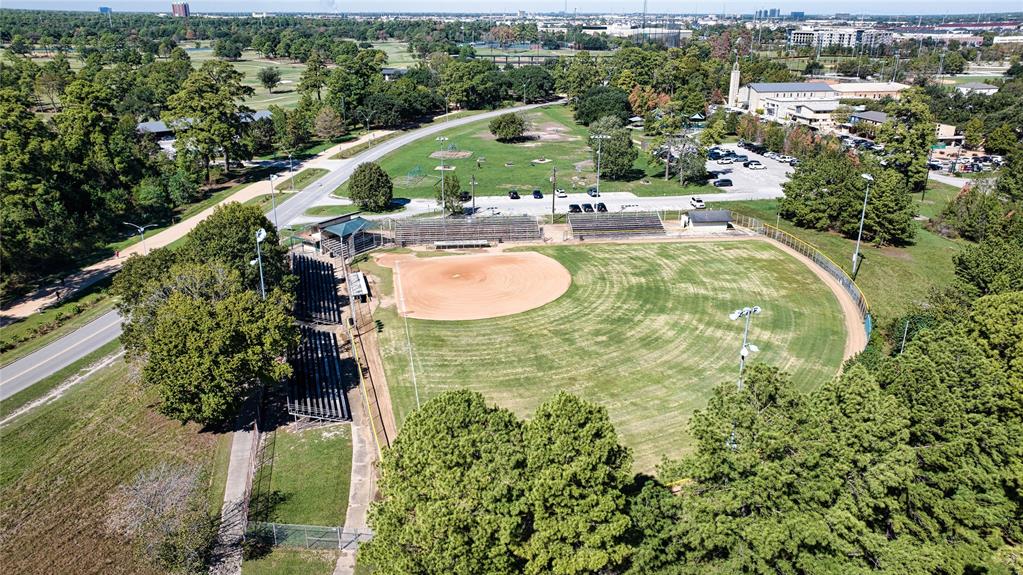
[730,212,872,335]
[246,522,373,550]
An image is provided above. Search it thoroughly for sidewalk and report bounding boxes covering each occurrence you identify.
[332,372,379,575]
[1,131,384,321]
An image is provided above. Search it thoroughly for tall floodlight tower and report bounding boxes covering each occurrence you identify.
[727,56,740,108]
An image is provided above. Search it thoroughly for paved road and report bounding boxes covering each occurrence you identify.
[0,311,122,401]
[276,101,562,226]
[0,101,560,401]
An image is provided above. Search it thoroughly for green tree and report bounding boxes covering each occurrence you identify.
[348,162,394,212]
[557,51,600,101]
[779,149,862,232]
[143,278,296,425]
[574,86,631,126]
[985,123,1019,156]
[363,391,528,575]
[520,393,632,575]
[953,236,1023,297]
[298,50,328,101]
[8,35,31,55]
[164,61,254,180]
[270,105,309,157]
[963,117,985,149]
[439,59,505,110]
[258,66,281,94]
[488,113,526,141]
[876,89,937,194]
[435,172,463,215]
[700,120,724,146]
[863,169,916,246]
[590,115,637,181]
[213,39,242,61]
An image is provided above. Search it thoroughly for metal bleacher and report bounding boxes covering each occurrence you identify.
[395,216,541,246]
[567,212,666,239]
[286,326,351,422]
[292,254,342,325]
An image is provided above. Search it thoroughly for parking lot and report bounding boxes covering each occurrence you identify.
[705,143,794,197]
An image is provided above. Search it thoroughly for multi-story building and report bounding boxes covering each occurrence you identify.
[171,2,190,17]
[788,26,892,49]
[737,82,840,128]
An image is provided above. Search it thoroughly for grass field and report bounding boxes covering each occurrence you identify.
[369,241,847,471]
[0,360,225,575]
[335,105,716,200]
[367,40,417,68]
[253,423,352,526]
[716,179,963,321]
[189,49,307,110]
[274,168,329,192]
[243,548,338,575]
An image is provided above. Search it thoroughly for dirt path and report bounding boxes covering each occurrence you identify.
[1,132,386,321]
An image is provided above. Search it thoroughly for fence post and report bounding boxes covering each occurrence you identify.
[304,526,309,548]
[273,523,278,546]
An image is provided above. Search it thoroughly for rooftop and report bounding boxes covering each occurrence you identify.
[958,82,998,91]
[832,82,910,92]
[747,82,835,94]
[689,210,732,224]
[851,110,889,123]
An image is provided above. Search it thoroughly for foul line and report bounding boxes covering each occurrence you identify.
[393,262,421,410]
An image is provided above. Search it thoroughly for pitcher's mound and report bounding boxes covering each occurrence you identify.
[395,253,571,321]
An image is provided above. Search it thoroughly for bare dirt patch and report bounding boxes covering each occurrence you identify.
[524,121,580,142]
[429,150,473,160]
[394,253,571,321]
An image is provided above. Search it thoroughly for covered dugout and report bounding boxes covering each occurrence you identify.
[686,210,733,232]
[297,213,386,259]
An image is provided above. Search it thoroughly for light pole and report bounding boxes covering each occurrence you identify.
[123,221,156,254]
[852,173,873,278]
[269,174,280,230]
[254,228,267,300]
[729,306,762,390]
[436,137,449,214]
[288,153,294,190]
[470,173,477,215]
[591,134,611,196]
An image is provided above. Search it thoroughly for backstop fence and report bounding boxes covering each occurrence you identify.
[246,522,373,551]
[729,212,872,335]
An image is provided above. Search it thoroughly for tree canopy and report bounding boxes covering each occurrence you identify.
[348,162,394,212]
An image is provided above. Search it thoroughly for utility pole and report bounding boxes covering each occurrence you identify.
[591,134,610,196]
[551,167,557,220]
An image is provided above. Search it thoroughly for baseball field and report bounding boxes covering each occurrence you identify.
[363,239,848,471]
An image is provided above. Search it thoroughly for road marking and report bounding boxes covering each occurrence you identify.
[0,313,120,385]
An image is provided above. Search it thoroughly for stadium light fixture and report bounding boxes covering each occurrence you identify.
[730,305,762,390]
[255,228,267,300]
[853,173,874,278]
[590,134,612,196]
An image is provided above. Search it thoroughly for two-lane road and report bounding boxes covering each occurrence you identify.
[0,101,561,402]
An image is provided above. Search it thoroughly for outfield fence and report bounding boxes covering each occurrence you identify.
[729,212,872,335]
[246,522,373,550]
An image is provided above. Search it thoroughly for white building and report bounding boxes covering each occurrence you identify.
[788,26,892,49]
[993,36,1023,45]
[737,82,840,128]
[831,82,910,100]
[956,82,999,96]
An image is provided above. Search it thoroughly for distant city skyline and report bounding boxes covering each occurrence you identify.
[3,0,1021,16]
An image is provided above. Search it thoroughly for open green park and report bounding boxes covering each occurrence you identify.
[335,105,717,200]
[367,240,847,472]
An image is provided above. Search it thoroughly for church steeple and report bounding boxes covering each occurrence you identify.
[727,56,741,108]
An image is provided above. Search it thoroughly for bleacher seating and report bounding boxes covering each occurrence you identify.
[321,232,385,259]
[287,326,351,422]
[567,212,666,239]
[292,254,342,325]
[395,216,541,246]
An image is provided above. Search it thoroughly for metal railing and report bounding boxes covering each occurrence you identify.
[246,522,373,550]
[730,212,872,335]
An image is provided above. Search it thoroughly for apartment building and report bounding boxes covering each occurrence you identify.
[788,26,892,49]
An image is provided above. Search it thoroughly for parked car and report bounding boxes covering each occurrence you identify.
[556,188,568,198]
[532,189,543,199]
[744,160,765,169]
[690,196,706,209]
[713,178,733,187]
[596,202,608,212]
[733,154,749,163]
[508,190,520,199]
[587,186,600,197]
[765,151,780,160]
[717,157,734,165]
[788,158,800,167]
[458,191,471,201]
[927,161,943,171]
[582,203,595,212]
[568,204,582,213]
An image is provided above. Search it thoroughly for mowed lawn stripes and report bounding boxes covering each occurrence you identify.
[375,241,847,471]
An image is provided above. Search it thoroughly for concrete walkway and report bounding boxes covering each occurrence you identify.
[209,412,258,575]
[333,380,379,575]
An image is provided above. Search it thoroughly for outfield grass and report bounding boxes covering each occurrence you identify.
[717,183,963,321]
[338,105,716,199]
[255,423,352,526]
[371,241,846,471]
[0,359,224,575]
[243,548,338,575]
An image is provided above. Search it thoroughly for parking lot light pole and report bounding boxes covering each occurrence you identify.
[123,221,155,255]
[254,228,267,300]
[853,173,874,278]
[551,167,557,220]
[591,134,611,196]
[729,306,762,390]
[269,174,280,230]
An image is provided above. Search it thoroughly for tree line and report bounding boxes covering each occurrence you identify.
[362,240,1023,574]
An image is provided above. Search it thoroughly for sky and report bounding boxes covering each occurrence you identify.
[4,0,1021,15]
